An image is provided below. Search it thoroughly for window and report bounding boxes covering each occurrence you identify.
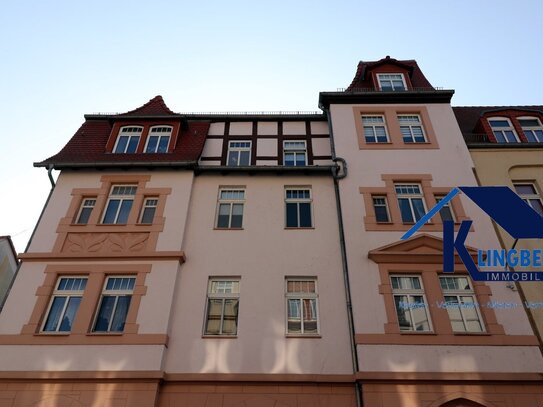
[283,141,307,166]
[204,279,240,335]
[435,195,455,222]
[114,127,143,153]
[93,276,136,333]
[362,115,389,143]
[145,126,172,153]
[75,198,96,224]
[514,183,543,216]
[391,275,431,332]
[227,141,251,166]
[102,185,137,224]
[395,184,426,223]
[372,196,390,223]
[42,277,87,332]
[398,115,426,143]
[285,188,312,228]
[488,118,519,143]
[440,276,484,333]
[139,198,158,224]
[286,278,319,335]
[518,117,543,143]
[376,73,406,91]
[216,189,245,228]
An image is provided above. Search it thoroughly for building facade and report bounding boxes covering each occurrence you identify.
[0,235,18,311]
[0,58,542,407]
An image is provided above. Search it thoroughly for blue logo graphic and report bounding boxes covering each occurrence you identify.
[401,186,543,281]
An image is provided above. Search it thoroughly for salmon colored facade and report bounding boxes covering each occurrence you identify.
[0,58,542,406]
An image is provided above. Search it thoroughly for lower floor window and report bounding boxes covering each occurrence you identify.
[391,275,431,332]
[93,276,136,333]
[286,278,319,335]
[440,276,484,332]
[43,277,87,332]
[204,279,240,335]
[285,188,313,228]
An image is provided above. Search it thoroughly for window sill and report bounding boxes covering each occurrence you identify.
[86,332,124,336]
[286,334,321,338]
[375,221,394,225]
[284,227,315,230]
[34,332,70,336]
[201,335,238,339]
[399,331,436,335]
[365,142,393,145]
[453,331,490,336]
[213,228,244,231]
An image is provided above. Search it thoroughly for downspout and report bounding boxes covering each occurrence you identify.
[324,107,363,407]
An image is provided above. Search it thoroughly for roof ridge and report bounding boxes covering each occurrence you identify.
[120,95,176,116]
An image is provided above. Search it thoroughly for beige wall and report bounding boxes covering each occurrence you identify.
[0,238,17,307]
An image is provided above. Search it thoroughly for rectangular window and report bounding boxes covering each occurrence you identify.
[285,188,312,228]
[93,276,136,333]
[519,118,543,143]
[440,276,484,333]
[145,126,172,153]
[435,195,455,222]
[283,141,307,166]
[391,275,431,332]
[114,127,142,153]
[376,73,406,91]
[286,278,319,335]
[139,197,158,224]
[398,115,426,143]
[514,183,543,216]
[488,118,519,143]
[372,196,390,223]
[216,189,245,229]
[75,198,96,224]
[227,141,251,166]
[395,184,426,223]
[102,185,137,224]
[362,115,389,143]
[42,277,87,332]
[204,279,240,336]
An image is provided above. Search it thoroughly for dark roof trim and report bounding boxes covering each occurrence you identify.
[34,161,199,169]
[466,143,543,150]
[196,165,335,175]
[318,90,454,108]
[84,113,327,121]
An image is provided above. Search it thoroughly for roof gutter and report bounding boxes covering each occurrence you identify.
[34,161,200,170]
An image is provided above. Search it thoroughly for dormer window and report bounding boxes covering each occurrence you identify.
[113,127,143,153]
[488,118,519,143]
[145,126,172,153]
[376,74,407,91]
[518,117,543,143]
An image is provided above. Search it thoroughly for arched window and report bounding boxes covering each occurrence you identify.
[518,116,543,143]
[487,117,519,143]
[145,126,172,153]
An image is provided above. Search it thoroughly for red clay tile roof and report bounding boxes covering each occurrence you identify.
[36,97,209,167]
[453,106,543,135]
[346,56,434,91]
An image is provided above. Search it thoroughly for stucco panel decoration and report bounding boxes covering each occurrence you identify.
[63,232,149,253]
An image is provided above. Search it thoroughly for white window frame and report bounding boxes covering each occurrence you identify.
[439,276,484,333]
[398,115,427,143]
[390,275,432,332]
[203,278,240,336]
[285,188,313,228]
[101,185,137,224]
[283,140,308,166]
[435,195,456,223]
[144,126,172,153]
[113,126,143,153]
[215,188,245,229]
[513,182,543,216]
[285,277,320,335]
[395,184,427,224]
[376,73,407,91]
[75,198,96,224]
[518,116,543,143]
[227,141,252,166]
[372,196,390,223]
[139,197,158,224]
[92,276,136,333]
[362,115,389,143]
[488,117,520,143]
[41,277,88,333]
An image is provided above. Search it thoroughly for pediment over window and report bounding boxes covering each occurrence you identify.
[368,233,478,264]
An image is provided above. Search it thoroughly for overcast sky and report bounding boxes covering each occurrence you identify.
[1,0,542,252]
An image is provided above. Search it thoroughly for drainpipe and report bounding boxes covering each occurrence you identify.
[324,107,362,407]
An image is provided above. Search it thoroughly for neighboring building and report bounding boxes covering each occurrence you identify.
[319,57,543,406]
[0,235,18,310]
[0,58,542,407]
[455,105,543,344]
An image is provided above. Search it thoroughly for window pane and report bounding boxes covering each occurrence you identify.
[77,207,93,224]
[299,203,312,227]
[206,299,223,334]
[374,204,389,223]
[286,202,298,227]
[114,136,129,153]
[411,198,426,221]
[238,150,250,166]
[398,198,414,223]
[110,296,131,332]
[525,130,538,143]
[287,299,301,333]
[505,131,517,143]
[58,297,82,332]
[514,184,537,195]
[228,151,239,166]
[394,295,412,330]
[410,296,430,331]
[141,207,156,224]
[146,136,158,153]
[303,299,318,333]
[444,296,464,331]
[529,199,543,216]
[126,136,140,153]
[231,203,243,228]
[284,152,295,166]
[157,136,169,153]
[103,200,120,224]
[94,296,116,332]
[117,200,133,224]
[222,299,238,335]
[493,131,506,143]
[43,297,67,331]
[295,154,306,166]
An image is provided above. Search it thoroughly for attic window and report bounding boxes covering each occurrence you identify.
[488,118,519,143]
[114,127,143,153]
[376,74,406,91]
[145,126,172,153]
